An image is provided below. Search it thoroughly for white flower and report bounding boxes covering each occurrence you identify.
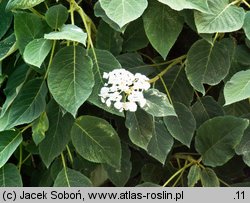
[99,69,150,112]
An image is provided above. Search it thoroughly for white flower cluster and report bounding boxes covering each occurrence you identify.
[99,69,150,112]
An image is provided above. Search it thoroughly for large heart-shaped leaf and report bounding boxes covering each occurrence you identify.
[48,45,94,117]
[195,116,249,167]
[164,102,196,147]
[194,0,245,33]
[23,38,52,68]
[186,39,231,95]
[71,116,121,169]
[99,0,148,28]
[143,0,183,59]
[224,70,250,105]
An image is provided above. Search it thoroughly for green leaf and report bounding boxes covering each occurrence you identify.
[71,116,122,169]
[223,100,250,116]
[191,96,224,127]
[0,64,29,118]
[96,20,123,56]
[23,38,52,68]
[164,102,196,147]
[39,100,74,168]
[125,108,153,150]
[32,112,49,145]
[200,168,219,187]
[54,167,92,187]
[235,115,250,167]
[48,45,94,117]
[194,0,245,33]
[0,79,47,130]
[141,163,164,184]
[44,24,87,46]
[224,70,250,105]
[6,0,44,10]
[195,116,249,167]
[94,2,126,33]
[143,0,183,59]
[147,119,174,164]
[157,0,210,12]
[0,33,17,62]
[142,89,176,117]
[0,130,22,168]
[187,165,201,187]
[161,65,194,106]
[0,163,22,186]
[87,49,123,116]
[122,18,149,52]
[186,39,231,95]
[0,0,13,39]
[14,12,49,54]
[243,11,250,40]
[45,4,69,29]
[103,144,132,186]
[99,0,148,28]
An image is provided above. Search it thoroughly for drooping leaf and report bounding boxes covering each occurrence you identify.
[14,12,49,54]
[99,0,148,28]
[48,45,94,117]
[71,116,122,169]
[157,0,210,12]
[125,108,153,150]
[23,38,52,68]
[103,144,132,186]
[187,165,201,187]
[200,168,220,187]
[122,18,149,52]
[45,24,87,46]
[142,89,176,117]
[0,130,22,168]
[224,70,250,105]
[186,39,231,95]
[87,49,123,116]
[0,163,22,186]
[0,33,17,62]
[6,0,45,10]
[54,167,92,187]
[45,4,69,29]
[191,96,224,127]
[194,0,245,33]
[39,100,74,168]
[0,79,47,131]
[32,112,49,145]
[164,102,196,147]
[143,0,183,59]
[0,0,13,39]
[147,119,174,164]
[96,20,123,56]
[195,116,249,167]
